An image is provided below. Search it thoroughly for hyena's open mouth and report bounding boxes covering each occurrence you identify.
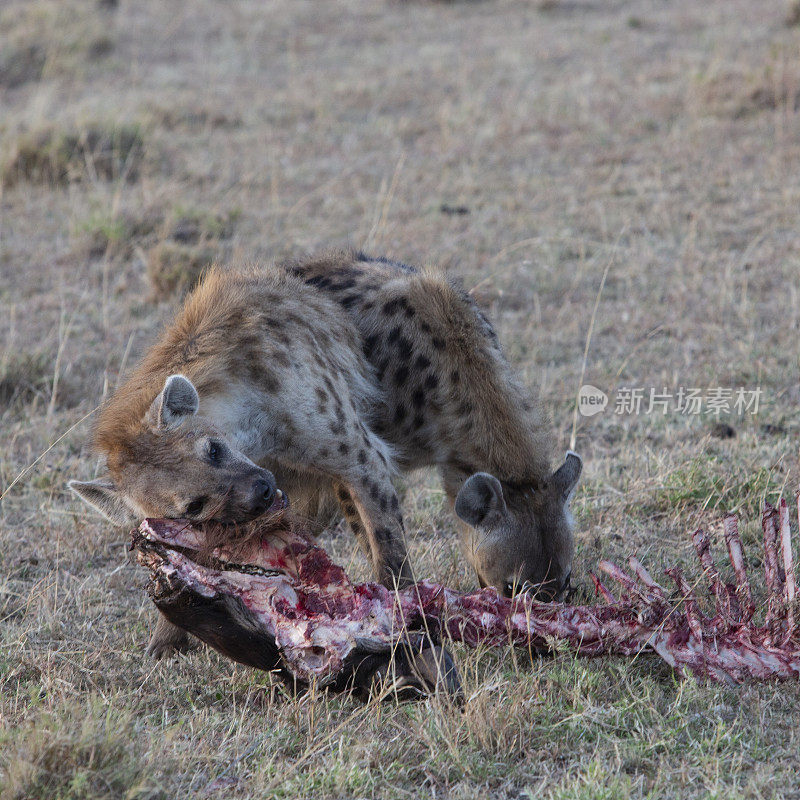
[267,488,289,515]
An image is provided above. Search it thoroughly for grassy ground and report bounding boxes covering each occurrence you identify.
[2,0,800,797]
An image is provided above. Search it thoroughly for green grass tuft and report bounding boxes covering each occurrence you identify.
[2,124,144,187]
[652,456,787,519]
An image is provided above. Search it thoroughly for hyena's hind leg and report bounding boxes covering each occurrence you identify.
[146,612,197,658]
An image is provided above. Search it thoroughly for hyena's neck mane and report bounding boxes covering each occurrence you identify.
[447,359,553,489]
[93,268,261,463]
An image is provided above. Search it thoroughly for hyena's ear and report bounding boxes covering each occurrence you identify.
[68,478,139,527]
[455,472,508,528]
[146,374,200,430]
[550,451,582,501]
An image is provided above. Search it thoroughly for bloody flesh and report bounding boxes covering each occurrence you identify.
[133,498,800,687]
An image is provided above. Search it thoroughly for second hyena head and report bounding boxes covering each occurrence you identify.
[69,375,279,527]
[453,453,582,601]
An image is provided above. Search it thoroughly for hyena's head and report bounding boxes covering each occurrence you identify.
[69,374,279,527]
[453,452,582,601]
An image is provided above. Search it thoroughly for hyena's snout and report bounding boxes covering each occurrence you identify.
[247,474,276,515]
[224,467,280,522]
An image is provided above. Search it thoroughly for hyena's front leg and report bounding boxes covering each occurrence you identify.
[334,474,414,588]
[333,465,461,698]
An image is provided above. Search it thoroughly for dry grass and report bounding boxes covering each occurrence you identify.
[1,0,800,797]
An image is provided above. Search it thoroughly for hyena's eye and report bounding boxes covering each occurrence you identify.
[207,441,224,465]
[185,497,207,517]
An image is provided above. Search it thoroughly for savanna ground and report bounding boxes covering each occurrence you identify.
[1,0,800,797]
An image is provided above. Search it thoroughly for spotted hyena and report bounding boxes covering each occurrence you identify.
[70,251,581,661]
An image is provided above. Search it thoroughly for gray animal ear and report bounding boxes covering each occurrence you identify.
[551,451,582,499]
[454,472,508,528]
[146,374,199,430]
[68,478,139,527]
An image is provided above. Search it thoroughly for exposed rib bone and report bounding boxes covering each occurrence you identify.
[664,566,705,643]
[780,499,796,603]
[723,514,755,622]
[589,573,617,605]
[763,504,785,638]
[691,528,733,627]
[780,498,796,636]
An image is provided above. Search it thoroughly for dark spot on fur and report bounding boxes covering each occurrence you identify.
[306,275,332,289]
[337,487,350,503]
[259,369,280,394]
[358,449,367,465]
[451,369,460,385]
[369,483,381,501]
[458,401,473,416]
[363,334,379,358]
[396,346,411,364]
[343,502,357,517]
[339,294,361,309]
[383,298,402,315]
[431,336,446,350]
[375,527,393,544]
[396,335,413,353]
[413,414,425,429]
[420,321,431,334]
[412,388,425,409]
[424,373,438,391]
[380,496,388,512]
[338,442,349,455]
[376,358,389,382]
[394,366,409,386]
[393,404,407,424]
[315,387,328,405]
[319,447,329,458]
[391,495,399,512]
[415,355,431,371]
[387,325,402,344]
[330,419,346,436]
